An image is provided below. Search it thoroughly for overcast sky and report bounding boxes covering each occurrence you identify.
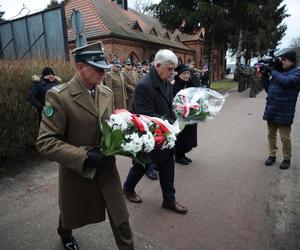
[1,0,299,50]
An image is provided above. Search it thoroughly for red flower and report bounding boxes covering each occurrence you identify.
[131,114,145,132]
[154,135,165,146]
[154,128,163,136]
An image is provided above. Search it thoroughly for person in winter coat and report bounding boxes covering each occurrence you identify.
[123,49,188,214]
[173,64,198,165]
[201,65,209,88]
[36,42,134,250]
[262,50,300,169]
[189,61,201,87]
[27,67,60,122]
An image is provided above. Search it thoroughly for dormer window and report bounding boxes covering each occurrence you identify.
[163,31,171,39]
[150,27,158,36]
[128,20,143,32]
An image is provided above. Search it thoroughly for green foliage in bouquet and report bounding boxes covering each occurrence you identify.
[100,116,150,167]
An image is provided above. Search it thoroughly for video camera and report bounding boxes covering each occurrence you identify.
[258,50,282,75]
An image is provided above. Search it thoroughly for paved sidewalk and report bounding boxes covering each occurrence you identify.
[0,88,300,250]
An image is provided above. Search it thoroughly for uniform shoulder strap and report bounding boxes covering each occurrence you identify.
[50,83,68,93]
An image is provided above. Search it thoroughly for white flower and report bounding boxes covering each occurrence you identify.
[161,132,176,149]
[141,131,155,152]
[121,132,143,153]
[108,112,132,131]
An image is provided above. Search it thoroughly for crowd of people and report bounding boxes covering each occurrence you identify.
[26,42,300,250]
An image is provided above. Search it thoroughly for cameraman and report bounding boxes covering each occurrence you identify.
[261,50,300,169]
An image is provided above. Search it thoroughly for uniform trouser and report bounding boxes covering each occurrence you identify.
[57,214,134,250]
[123,154,176,202]
[267,120,291,160]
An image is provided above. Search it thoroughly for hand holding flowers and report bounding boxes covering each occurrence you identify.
[100,109,179,166]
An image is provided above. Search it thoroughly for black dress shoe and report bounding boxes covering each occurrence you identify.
[280,159,291,169]
[146,170,158,180]
[123,189,143,203]
[183,155,192,163]
[162,201,188,214]
[265,156,276,166]
[175,158,189,165]
[61,235,79,250]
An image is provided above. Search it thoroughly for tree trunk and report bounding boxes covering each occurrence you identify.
[234,29,243,81]
[206,28,213,88]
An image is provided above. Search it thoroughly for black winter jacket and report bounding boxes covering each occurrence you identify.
[133,66,175,163]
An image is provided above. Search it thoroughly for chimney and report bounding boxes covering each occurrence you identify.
[111,0,128,10]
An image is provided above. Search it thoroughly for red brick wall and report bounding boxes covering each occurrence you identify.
[101,38,195,65]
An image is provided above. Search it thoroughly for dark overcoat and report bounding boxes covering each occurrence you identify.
[36,74,129,229]
[172,77,198,155]
[133,66,175,164]
[263,66,300,125]
[27,77,59,114]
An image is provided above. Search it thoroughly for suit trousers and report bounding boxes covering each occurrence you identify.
[123,154,176,202]
[57,212,134,249]
[267,120,291,160]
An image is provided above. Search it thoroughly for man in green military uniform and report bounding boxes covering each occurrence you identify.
[133,62,144,83]
[104,60,128,109]
[122,59,136,110]
[36,42,134,250]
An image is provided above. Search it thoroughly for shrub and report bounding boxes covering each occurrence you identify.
[0,59,75,162]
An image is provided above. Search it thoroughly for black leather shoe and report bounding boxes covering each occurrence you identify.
[162,201,188,214]
[123,189,143,203]
[61,235,79,250]
[183,155,192,163]
[280,160,291,169]
[146,170,158,180]
[265,156,276,166]
[175,158,189,165]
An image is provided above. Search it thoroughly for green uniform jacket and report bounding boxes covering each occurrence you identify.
[36,74,129,229]
[104,70,127,109]
[122,70,136,110]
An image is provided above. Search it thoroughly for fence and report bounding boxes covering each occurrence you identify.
[0,4,68,60]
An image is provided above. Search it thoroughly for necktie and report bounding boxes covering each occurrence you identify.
[90,90,95,101]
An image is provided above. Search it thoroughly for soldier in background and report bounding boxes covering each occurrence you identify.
[104,60,127,109]
[142,60,150,74]
[122,59,136,110]
[133,62,144,83]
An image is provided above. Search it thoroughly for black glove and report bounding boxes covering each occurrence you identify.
[84,148,107,169]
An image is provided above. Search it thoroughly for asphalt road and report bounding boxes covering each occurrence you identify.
[0,88,299,250]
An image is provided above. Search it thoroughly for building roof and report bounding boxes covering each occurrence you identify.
[65,0,195,51]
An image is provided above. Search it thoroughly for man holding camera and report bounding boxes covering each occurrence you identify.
[261,50,300,169]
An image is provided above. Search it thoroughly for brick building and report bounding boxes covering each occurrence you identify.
[65,0,225,80]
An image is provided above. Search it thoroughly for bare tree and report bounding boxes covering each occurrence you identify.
[288,36,300,65]
[130,0,154,15]
[290,36,300,49]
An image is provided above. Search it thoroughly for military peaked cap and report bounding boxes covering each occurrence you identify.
[72,41,110,69]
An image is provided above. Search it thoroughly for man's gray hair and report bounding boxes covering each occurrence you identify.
[154,49,178,66]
